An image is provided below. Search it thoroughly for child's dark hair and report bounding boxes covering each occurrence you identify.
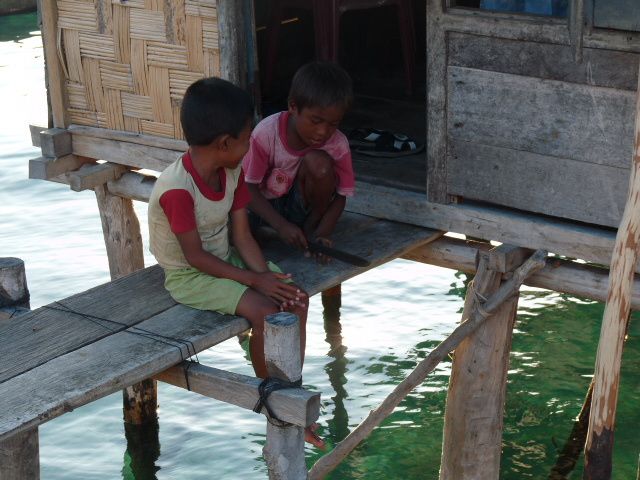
[180,77,254,146]
[288,62,353,112]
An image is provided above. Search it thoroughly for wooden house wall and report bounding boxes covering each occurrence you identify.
[48,0,222,140]
[427,2,640,229]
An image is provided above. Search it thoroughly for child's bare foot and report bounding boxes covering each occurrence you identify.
[304,423,326,450]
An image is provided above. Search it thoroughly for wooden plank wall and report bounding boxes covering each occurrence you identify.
[445,33,639,228]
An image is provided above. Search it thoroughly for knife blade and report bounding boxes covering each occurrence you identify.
[307,241,371,267]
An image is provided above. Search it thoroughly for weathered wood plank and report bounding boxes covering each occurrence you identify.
[448,66,636,170]
[0,266,174,384]
[426,0,448,203]
[68,124,188,152]
[447,140,629,228]
[448,33,640,91]
[346,181,625,270]
[0,304,250,441]
[156,362,320,428]
[107,171,155,202]
[39,128,72,157]
[72,133,180,171]
[270,214,443,294]
[442,7,640,53]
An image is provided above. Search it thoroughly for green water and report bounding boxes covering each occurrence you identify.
[2,11,639,479]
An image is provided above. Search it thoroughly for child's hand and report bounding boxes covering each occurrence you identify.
[277,222,308,250]
[251,271,306,307]
[311,236,332,265]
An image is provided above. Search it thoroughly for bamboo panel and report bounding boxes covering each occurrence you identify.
[68,108,108,128]
[121,92,154,120]
[79,32,116,61]
[66,82,88,110]
[58,0,98,32]
[185,0,217,18]
[53,0,220,140]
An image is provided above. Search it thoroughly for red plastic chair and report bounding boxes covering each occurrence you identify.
[264,0,416,95]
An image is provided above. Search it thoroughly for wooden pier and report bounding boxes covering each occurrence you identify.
[4,0,640,478]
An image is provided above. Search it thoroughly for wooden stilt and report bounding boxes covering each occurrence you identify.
[584,64,640,479]
[440,245,524,480]
[0,258,39,480]
[93,185,157,425]
[262,312,307,480]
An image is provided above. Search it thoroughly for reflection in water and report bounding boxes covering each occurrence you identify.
[122,419,161,480]
[322,286,350,443]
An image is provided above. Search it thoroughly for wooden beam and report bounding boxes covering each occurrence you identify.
[155,362,320,428]
[29,155,94,181]
[107,171,156,202]
[68,162,126,192]
[403,236,640,310]
[0,258,30,308]
[39,128,72,158]
[584,63,640,479]
[71,133,180,172]
[67,125,187,152]
[29,124,45,148]
[440,246,522,479]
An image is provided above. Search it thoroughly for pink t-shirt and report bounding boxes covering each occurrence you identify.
[242,111,355,199]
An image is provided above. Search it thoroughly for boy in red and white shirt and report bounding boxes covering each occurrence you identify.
[243,62,354,259]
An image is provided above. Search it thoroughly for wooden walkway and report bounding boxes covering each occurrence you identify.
[0,212,441,442]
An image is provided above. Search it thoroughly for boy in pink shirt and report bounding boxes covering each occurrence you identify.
[243,62,354,258]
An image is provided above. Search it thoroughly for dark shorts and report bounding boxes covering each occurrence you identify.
[249,181,310,229]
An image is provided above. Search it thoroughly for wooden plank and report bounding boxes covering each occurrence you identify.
[426,0,448,203]
[0,265,174,384]
[0,304,249,441]
[447,141,629,228]
[156,362,320,428]
[71,133,180,171]
[448,33,640,91]
[107,171,156,202]
[67,162,126,191]
[442,7,640,54]
[29,124,45,147]
[346,181,623,270]
[268,214,443,295]
[448,66,636,170]
[68,124,187,151]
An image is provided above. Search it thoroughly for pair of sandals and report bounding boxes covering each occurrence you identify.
[348,128,424,158]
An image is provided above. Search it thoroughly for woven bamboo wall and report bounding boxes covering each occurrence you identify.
[55,0,221,140]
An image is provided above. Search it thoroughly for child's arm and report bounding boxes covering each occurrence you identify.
[176,228,301,307]
[247,183,308,250]
[306,193,346,243]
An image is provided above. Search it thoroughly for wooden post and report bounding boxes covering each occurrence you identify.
[262,312,307,480]
[440,245,523,480]
[217,0,247,88]
[0,258,39,479]
[584,64,640,479]
[93,185,156,425]
[0,258,30,310]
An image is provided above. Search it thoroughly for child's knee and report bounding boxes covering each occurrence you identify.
[302,150,334,180]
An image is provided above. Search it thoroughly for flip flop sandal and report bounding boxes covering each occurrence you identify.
[347,127,389,148]
[355,131,424,158]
